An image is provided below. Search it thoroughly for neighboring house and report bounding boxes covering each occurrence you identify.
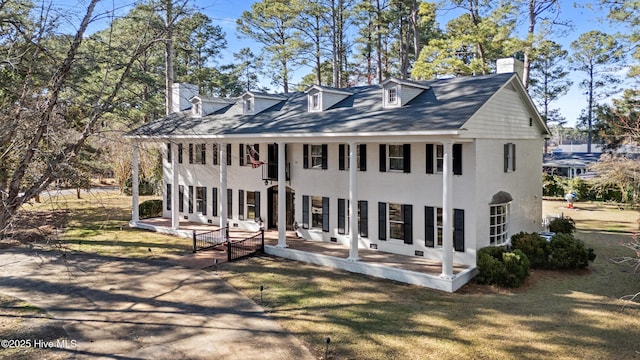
[127,62,550,291]
[543,152,602,179]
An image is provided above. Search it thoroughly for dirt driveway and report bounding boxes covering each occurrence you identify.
[0,249,313,360]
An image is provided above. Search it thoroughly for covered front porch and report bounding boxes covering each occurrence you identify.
[131,218,476,292]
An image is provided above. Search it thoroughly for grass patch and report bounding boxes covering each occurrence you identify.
[219,200,640,360]
[23,190,191,259]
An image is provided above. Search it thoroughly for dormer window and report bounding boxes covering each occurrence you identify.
[304,85,352,112]
[311,93,320,110]
[245,98,252,112]
[192,102,201,116]
[388,87,398,104]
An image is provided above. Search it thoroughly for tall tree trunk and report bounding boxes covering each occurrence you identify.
[165,0,174,115]
[376,0,383,83]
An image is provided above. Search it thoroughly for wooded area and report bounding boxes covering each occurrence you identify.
[0,0,638,235]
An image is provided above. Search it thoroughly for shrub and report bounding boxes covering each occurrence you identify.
[476,247,530,288]
[511,232,550,269]
[139,199,163,219]
[123,177,158,196]
[548,217,575,234]
[548,233,596,269]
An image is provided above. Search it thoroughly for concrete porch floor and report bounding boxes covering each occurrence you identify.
[134,218,475,292]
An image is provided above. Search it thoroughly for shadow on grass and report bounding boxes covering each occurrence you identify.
[219,254,640,360]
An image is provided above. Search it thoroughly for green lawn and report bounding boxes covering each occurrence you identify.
[13,192,640,359]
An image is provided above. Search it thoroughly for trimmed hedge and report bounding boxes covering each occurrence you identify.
[476,247,530,288]
[548,233,596,269]
[511,232,550,269]
[139,199,163,219]
[548,217,576,234]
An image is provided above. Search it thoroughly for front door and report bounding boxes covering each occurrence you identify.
[267,186,295,230]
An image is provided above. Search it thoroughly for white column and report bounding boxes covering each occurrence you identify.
[348,142,359,261]
[220,143,228,230]
[441,140,454,278]
[171,142,179,230]
[277,142,287,248]
[131,142,140,223]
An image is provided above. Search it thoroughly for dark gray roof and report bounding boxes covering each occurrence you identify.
[128,73,517,138]
[543,152,603,168]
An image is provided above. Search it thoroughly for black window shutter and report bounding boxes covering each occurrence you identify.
[188,186,194,213]
[321,144,328,170]
[227,189,232,218]
[359,201,368,237]
[403,144,411,173]
[202,187,207,215]
[201,144,206,164]
[338,144,346,171]
[189,144,194,164]
[303,144,309,169]
[166,184,171,210]
[504,143,509,172]
[167,143,171,163]
[212,188,218,216]
[254,144,260,161]
[322,196,329,232]
[403,204,413,244]
[337,198,346,234]
[179,185,184,212]
[454,209,465,252]
[302,195,309,229]
[178,144,183,164]
[425,206,434,247]
[213,144,219,165]
[227,144,232,166]
[255,191,261,220]
[378,202,387,240]
[359,144,367,171]
[239,144,245,166]
[453,144,462,175]
[512,144,516,171]
[379,144,386,172]
[426,144,434,174]
[238,190,244,219]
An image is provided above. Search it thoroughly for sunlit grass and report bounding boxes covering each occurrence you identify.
[219,200,640,359]
[25,190,191,259]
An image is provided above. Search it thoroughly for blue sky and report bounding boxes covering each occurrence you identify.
[53,0,633,127]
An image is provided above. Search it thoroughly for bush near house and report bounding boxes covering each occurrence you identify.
[547,233,597,269]
[548,217,576,234]
[511,232,550,268]
[138,199,163,219]
[476,247,530,288]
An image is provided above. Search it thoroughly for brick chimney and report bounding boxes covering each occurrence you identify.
[496,58,524,80]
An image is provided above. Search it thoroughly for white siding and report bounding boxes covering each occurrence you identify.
[462,84,544,139]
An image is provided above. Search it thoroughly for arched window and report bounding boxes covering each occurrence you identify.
[489,191,512,245]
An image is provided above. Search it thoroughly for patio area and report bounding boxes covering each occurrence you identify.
[132,218,477,292]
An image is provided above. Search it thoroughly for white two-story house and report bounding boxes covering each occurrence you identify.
[127,62,550,292]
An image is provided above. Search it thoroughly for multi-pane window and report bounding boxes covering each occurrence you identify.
[311,93,320,109]
[490,204,509,245]
[245,98,252,111]
[195,144,206,164]
[436,145,444,173]
[388,87,398,104]
[311,145,323,169]
[311,196,323,228]
[389,203,404,240]
[436,208,443,247]
[196,186,206,214]
[388,145,404,171]
[426,207,465,251]
[247,191,256,220]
